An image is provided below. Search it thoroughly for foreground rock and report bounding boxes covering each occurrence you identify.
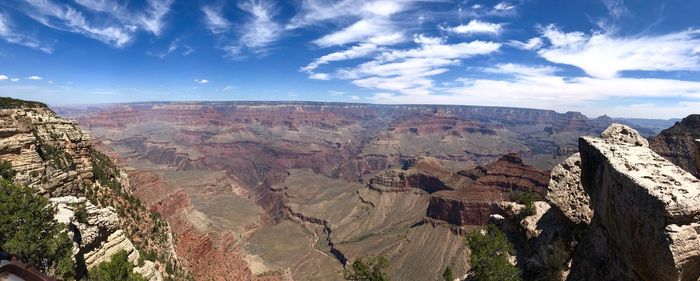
[0,103,180,280]
[578,134,700,281]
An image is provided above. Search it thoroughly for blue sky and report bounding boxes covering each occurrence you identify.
[0,0,699,118]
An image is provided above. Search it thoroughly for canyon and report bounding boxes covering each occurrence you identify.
[1,99,697,281]
[52,101,677,280]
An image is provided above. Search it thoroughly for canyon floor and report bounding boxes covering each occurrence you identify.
[55,102,676,281]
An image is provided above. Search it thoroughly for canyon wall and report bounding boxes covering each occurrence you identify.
[650,115,700,178]
[0,103,181,280]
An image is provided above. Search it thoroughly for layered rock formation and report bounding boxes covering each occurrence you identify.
[651,115,700,177]
[427,154,550,226]
[0,102,180,280]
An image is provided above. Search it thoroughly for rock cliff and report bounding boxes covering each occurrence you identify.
[650,115,700,178]
[495,124,700,281]
[0,101,182,280]
[577,131,700,281]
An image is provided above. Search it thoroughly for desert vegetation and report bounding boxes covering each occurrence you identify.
[467,224,522,281]
[0,179,75,279]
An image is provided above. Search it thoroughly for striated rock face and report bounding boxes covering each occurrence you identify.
[0,108,93,196]
[650,115,700,178]
[546,153,592,224]
[426,153,550,226]
[578,133,700,281]
[0,105,176,281]
[50,196,163,281]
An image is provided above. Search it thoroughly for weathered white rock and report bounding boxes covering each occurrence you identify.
[600,123,649,147]
[134,261,164,281]
[579,134,700,281]
[546,153,592,225]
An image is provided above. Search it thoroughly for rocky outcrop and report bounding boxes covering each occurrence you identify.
[578,134,700,281]
[50,196,163,281]
[546,153,592,224]
[426,154,550,226]
[650,115,700,178]
[0,104,178,280]
[0,108,92,196]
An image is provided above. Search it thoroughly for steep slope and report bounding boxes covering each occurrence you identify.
[495,124,700,281]
[0,98,185,280]
[650,114,700,177]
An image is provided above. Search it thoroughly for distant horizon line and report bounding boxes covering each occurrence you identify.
[46,99,683,121]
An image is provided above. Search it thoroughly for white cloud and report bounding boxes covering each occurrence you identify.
[18,0,173,48]
[601,0,630,19]
[205,0,283,57]
[441,20,503,36]
[329,90,345,96]
[294,0,419,48]
[309,73,331,80]
[223,85,235,91]
[313,19,396,47]
[10,78,19,82]
[238,0,283,51]
[538,25,700,78]
[334,39,501,95]
[139,0,173,36]
[194,79,209,84]
[201,6,232,34]
[0,75,7,81]
[508,37,543,50]
[369,63,700,119]
[0,12,53,53]
[27,76,43,80]
[302,43,380,72]
[350,95,360,100]
[482,63,560,77]
[494,2,516,11]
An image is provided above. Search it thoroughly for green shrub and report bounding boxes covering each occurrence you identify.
[75,203,89,224]
[510,191,537,216]
[88,250,147,281]
[0,180,75,279]
[345,256,390,281]
[467,224,522,281]
[0,160,15,180]
[532,239,569,281]
[442,266,454,281]
[0,97,49,109]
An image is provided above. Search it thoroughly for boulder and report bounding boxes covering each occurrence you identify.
[600,123,649,147]
[546,153,592,224]
[578,133,700,281]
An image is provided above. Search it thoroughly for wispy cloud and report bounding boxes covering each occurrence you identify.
[0,75,7,81]
[27,75,43,80]
[334,35,501,95]
[202,5,232,34]
[440,20,504,36]
[10,78,19,82]
[0,12,53,53]
[16,0,173,48]
[537,25,700,78]
[370,64,700,118]
[302,43,380,73]
[508,37,543,50]
[202,0,283,57]
[194,78,209,84]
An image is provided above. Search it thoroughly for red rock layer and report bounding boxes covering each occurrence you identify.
[426,153,549,226]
